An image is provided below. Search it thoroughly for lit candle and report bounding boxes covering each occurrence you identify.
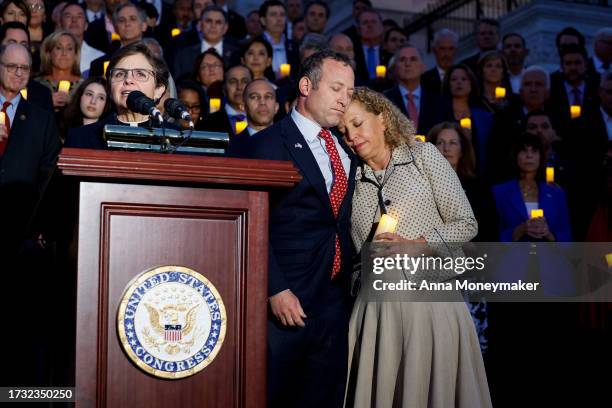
[376,65,386,79]
[20,88,27,100]
[280,63,291,78]
[103,61,110,75]
[111,32,121,41]
[235,120,248,134]
[171,28,181,38]
[530,209,544,219]
[495,86,506,99]
[374,214,398,237]
[0,112,5,126]
[58,80,71,94]
[415,135,426,142]
[546,167,554,184]
[209,98,221,113]
[570,105,581,119]
[460,117,472,129]
[606,253,612,268]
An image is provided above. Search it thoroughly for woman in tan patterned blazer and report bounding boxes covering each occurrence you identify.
[340,87,492,408]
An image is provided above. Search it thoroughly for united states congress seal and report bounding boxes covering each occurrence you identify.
[117,265,227,379]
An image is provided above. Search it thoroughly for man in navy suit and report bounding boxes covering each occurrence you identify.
[384,44,453,136]
[172,5,239,80]
[228,50,356,408]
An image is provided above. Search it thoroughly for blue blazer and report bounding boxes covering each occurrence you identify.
[227,115,357,315]
[492,180,572,242]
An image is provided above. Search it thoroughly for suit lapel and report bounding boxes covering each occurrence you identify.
[12,98,28,133]
[281,117,333,215]
[508,180,528,219]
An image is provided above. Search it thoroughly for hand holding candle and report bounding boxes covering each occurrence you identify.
[570,105,581,119]
[235,120,248,134]
[209,98,221,113]
[495,86,506,99]
[58,80,71,94]
[280,63,291,78]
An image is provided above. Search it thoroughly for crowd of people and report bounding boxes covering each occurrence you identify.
[0,0,611,406]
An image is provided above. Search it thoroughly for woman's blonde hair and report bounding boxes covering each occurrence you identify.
[39,30,81,77]
[349,87,416,148]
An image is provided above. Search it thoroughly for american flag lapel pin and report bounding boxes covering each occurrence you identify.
[294,143,303,149]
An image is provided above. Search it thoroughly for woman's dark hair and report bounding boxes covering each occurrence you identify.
[0,0,31,27]
[191,48,224,85]
[443,63,481,106]
[59,76,110,138]
[428,121,476,181]
[106,42,169,93]
[176,78,205,122]
[240,36,275,81]
[511,132,546,180]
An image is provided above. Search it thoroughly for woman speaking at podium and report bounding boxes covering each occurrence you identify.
[65,42,178,149]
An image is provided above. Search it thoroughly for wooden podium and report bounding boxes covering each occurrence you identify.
[57,148,300,408]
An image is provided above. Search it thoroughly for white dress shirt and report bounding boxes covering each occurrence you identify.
[509,68,524,94]
[291,108,350,193]
[263,31,287,75]
[80,41,105,78]
[0,92,21,125]
[85,9,104,23]
[201,39,223,56]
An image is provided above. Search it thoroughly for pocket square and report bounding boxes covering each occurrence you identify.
[294,143,303,149]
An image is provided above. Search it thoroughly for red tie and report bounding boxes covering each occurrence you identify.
[406,91,419,131]
[0,101,11,155]
[319,129,348,279]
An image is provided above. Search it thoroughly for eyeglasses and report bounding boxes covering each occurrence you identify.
[0,62,31,73]
[184,104,201,111]
[200,63,223,71]
[109,68,155,83]
[29,3,44,12]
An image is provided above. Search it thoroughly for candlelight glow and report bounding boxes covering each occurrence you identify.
[235,120,248,134]
[58,80,71,94]
[460,118,472,129]
[209,98,221,113]
[376,65,387,78]
[546,167,554,184]
[280,64,291,78]
[530,209,544,219]
[374,214,398,237]
[570,105,581,119]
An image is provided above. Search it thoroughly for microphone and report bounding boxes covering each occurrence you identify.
[164,98,194,128]
[126,91,163,124]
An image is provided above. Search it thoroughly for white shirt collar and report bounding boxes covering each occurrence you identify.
[224,103,244,117]
[263,31,286,47]
[399,84,421,100]
[436,66,445,79]
[247,126,258,136]
[202,39,223,55]
[563,80,586,98]
[291,107,322,143]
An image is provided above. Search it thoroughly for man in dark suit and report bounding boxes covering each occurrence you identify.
[259,0,299,80]
[0,22,53,112]
[228,50,356,408]
[202,65,251,137]
[384,44,453,136]
[460,18,499,77]
[89,2,149,77]
[548,44,601,131]
[352,8,390,83]
[421,28,458,95]
[341,0,371,42]
[172,4,239,80]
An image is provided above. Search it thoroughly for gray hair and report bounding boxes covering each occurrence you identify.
[299,33,329,59]
[594,27,612,42]
[521,65,550,89]
[388,43,423,73]
[113,2,147,26]
[432,28,458,48]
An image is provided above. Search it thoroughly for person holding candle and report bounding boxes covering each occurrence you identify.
[34,30,83,112]
[258,0,299,80]
[65,42,179,149]
[59,76,109,139]
[340,87,490,407]
[443,63,493,176]
[384,44,454,136]
[202,64,251,137]
[492,132,571,242]
[476,50,516,114]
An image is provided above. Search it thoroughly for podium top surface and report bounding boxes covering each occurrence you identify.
[57,148,302,188]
